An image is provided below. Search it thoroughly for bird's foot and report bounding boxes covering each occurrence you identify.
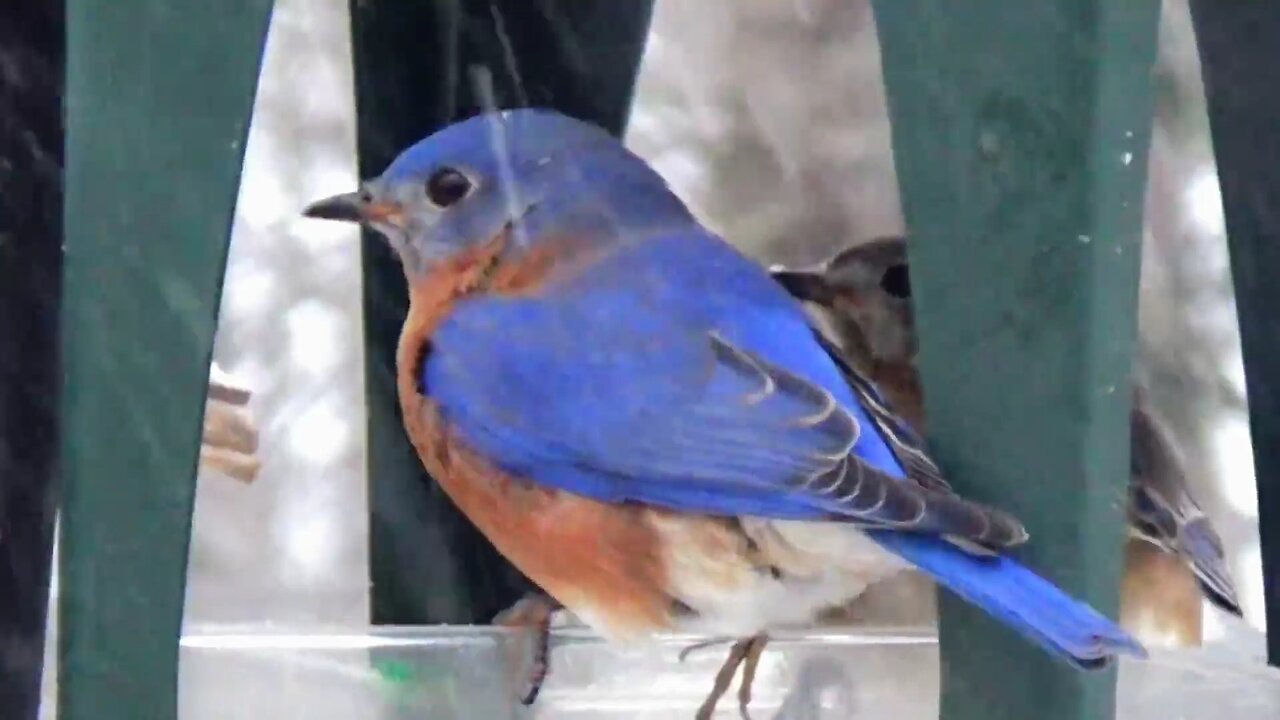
[690,634,769,720]
[493,591,561,705]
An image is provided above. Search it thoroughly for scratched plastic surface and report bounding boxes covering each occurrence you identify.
[168,626,1280,719]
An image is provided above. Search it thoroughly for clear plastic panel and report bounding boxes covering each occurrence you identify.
[174,626,1280,719]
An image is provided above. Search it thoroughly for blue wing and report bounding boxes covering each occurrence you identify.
[425,229,1025,548]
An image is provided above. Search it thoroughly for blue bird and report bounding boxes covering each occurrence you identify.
[304,109,1146,718]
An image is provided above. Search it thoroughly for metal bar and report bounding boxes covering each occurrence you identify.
[870,2,1160,718]
[348,0,656,625]
[0,3,63,718]
[60,2,272,717]
[1188,0,1280,667]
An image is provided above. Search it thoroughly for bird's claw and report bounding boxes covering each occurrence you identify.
[692,634,768,720]
[493,592,561,705]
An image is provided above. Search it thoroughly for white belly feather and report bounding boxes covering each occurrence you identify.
[647,513,911,637]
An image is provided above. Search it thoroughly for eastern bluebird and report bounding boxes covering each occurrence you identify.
[304,110,1144,717]
[772,235,1243,647]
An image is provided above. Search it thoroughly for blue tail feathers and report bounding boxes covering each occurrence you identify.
[872,532,1147,669]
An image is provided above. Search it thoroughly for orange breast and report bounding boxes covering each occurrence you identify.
[1119,538,1203,646]
[392,238,678,639]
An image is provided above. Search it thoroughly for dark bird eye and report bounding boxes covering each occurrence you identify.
[880,263,912,299]
[425,167,472,207]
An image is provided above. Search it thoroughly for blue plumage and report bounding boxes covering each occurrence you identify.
[873,532,1146,668]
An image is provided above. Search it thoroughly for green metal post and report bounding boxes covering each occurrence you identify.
[870,2,1160,719]
[1188,0,1280,667]
[348,0,655,625]
[61,2,272,718]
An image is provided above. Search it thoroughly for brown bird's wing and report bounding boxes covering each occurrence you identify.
[810,329,952,495]
[1129,387,1242,617]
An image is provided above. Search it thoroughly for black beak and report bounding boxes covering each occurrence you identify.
[769,267,836,305]
[303,191,370,223]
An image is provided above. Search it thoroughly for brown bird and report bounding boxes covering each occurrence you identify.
[200,366,260,484]
[771,235,1243,646]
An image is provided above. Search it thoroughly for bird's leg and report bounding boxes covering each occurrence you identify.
[693,634,769,720]
[695,639,752,720]
[736,635,768,718]
[492,591,561,705]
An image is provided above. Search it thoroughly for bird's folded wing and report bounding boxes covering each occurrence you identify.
[1129,394,1242,614]
[808,329,951,494]
[427,286,1026,551]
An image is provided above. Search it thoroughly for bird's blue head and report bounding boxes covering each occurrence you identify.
[304,109,692,274]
